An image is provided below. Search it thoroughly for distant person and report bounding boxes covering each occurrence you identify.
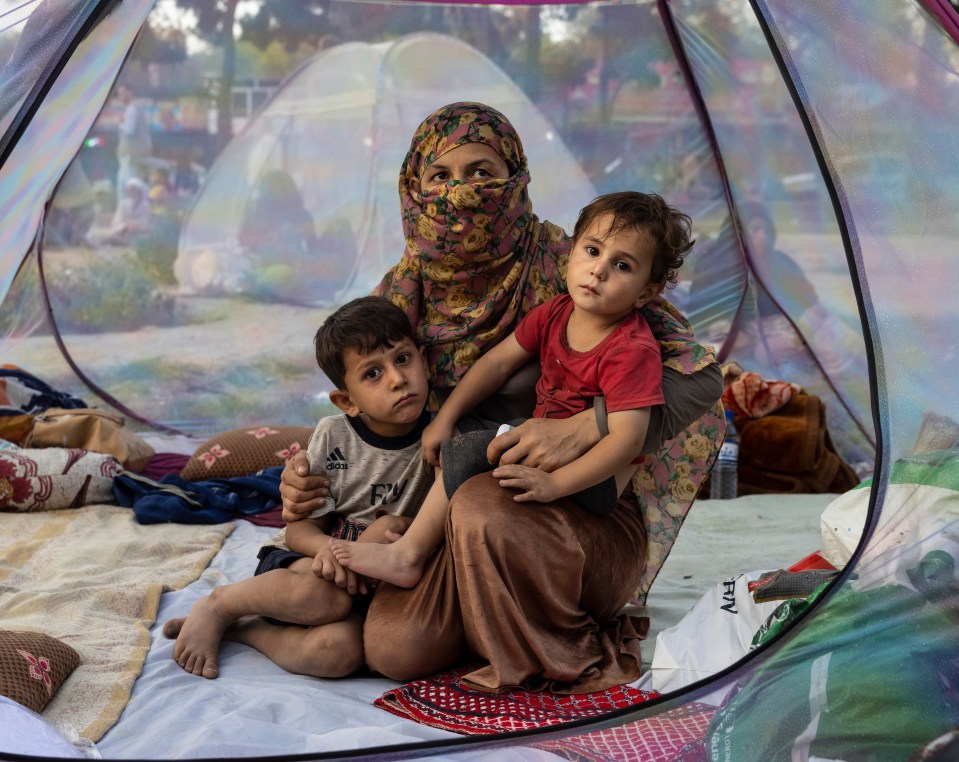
[173,147,205,199]
[685,200,844,367]
[100,176,150,246]
[45,159,96,248]
[115,83,152,197]
[238,169,351,304]
[238,169,318,257]
[147,166,174,217]
[141,165,182,278]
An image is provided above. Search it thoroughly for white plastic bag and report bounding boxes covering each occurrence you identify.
[649,571,784,693]
[819,486,869,568]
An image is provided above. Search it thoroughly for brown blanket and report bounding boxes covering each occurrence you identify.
[735,393,859,495]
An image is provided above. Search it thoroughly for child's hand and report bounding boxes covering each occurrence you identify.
[312,543,367,595]
[491,463,561,504]
[421,419,455,467]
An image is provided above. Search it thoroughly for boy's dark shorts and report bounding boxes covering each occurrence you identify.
[254,545,372,624]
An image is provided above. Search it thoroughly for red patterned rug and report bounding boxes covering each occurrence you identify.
[373,665,660,735]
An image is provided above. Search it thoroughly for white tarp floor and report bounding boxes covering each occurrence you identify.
[92,492,831,759]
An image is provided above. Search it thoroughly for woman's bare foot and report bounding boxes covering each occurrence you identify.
[162,595,234,679]
[329,538,425,588]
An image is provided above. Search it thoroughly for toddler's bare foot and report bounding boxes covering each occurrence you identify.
[162,595,233,679]
[330,539,425,588]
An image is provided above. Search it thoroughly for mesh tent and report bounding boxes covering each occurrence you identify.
[1,0,958,759]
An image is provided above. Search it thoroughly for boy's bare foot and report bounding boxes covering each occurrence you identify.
[162,595,233,679]
[329,539,425,589]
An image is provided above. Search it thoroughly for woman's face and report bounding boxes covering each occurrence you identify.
[414,142,510,194]
[745,217,775,257]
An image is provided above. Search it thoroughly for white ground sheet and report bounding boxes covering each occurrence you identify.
[91,493,834,759]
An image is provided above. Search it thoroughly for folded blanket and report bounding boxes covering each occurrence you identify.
[738,393,824,473]
[737,449,857,495]
[734,393,859,496]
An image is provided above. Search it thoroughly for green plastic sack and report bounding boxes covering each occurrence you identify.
[705,578,959,762]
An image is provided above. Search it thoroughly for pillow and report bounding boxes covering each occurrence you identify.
[0,447,122,512]
[0,630,80,713]
[181,426,314,480]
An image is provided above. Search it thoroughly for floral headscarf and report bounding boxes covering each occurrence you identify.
[374,101,722,602]
[374,102,568,396]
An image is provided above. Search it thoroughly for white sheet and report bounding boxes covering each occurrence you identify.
[95,493,836,759]
[96,520,459,758]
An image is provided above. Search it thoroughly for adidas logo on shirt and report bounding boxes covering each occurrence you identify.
[326,447,349,471]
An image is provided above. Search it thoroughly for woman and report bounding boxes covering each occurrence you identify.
[282,102,723,693]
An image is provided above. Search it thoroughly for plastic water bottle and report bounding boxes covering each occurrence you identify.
[710,410,739,500]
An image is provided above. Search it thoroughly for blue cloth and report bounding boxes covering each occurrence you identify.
[0,367,88,416]
[112,467,282,524]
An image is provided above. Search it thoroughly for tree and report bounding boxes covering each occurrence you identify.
[592,4,665,121]
[162,0,239,149]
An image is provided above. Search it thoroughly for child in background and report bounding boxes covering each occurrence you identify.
[148,166,173,211]
[331,191,694,588]
[163,296,450,679]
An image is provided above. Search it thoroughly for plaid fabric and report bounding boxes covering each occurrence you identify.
[749,569,839,603]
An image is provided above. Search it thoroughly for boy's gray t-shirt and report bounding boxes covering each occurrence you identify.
[271,410,433,547]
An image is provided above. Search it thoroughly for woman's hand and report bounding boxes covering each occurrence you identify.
[487,413,600,472]
[280,451,330,522]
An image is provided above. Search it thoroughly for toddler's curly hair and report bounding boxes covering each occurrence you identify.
[573,191,694,289]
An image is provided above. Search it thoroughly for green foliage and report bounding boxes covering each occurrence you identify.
[47,253,174,333]
[105,355,329,433]
[0,257,46,341]
[132,215,180,286]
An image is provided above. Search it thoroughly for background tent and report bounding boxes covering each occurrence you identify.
[1,0,959,759]
[175,33,595,307]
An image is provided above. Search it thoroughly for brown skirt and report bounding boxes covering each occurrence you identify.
[364,472,648,694]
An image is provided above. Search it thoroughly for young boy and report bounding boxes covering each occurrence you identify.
[162,295,450,679]
[331,191,693,588]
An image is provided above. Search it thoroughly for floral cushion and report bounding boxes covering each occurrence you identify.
[180,426,315,481]
[0,630,80,713]
[0,447,122,512]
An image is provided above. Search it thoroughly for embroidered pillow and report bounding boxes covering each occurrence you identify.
[0,447,122,512]
[181,426,314,481]
[0,630,80,713]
